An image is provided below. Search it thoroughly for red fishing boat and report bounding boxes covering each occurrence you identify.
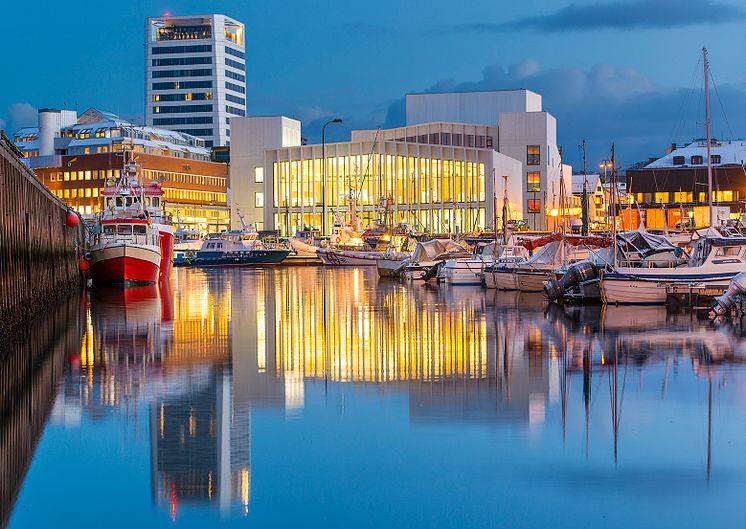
[87,144,174,285]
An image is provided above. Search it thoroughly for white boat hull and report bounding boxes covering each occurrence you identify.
[376,257,409,278]
[318,249,382,266]
[600,277,669,304]
[515,270,553,292]
[440,259,485,286]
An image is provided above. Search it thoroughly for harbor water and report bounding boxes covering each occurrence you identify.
[4,267,746,528]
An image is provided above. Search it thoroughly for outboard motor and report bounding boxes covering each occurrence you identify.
[545,261,598,302]
[711,271,746,316]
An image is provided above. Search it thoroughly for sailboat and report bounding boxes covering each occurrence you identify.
[599,49,746,304]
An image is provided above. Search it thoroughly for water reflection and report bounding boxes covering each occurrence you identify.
[6,268,746,528]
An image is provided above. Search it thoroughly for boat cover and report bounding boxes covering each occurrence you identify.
[411,239,471,262]
[615,230,678,257]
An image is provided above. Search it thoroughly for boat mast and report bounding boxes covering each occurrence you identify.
[611,143,617,269]
[704,47,714,227]
[502,174,509,245]
[581,139,589,236]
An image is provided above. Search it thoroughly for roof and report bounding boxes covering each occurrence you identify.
[646,140,746,168]
[571,173,601,194]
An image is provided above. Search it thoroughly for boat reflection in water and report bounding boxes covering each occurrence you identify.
[7,267,746,528]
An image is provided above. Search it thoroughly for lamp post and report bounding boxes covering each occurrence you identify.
[600,160,613,229]
[321,118,343,235]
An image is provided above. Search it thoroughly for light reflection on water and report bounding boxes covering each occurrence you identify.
[5,267,746,528]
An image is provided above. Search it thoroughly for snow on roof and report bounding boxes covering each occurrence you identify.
[571,173,601,194]
[646,140,746,168]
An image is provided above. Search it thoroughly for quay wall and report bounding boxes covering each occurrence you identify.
[0,296,84,528]
[0,132,84,338]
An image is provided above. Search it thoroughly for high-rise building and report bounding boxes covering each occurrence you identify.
[145,14,246,148]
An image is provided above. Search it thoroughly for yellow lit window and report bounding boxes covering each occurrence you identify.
[85,170,92,180]
[85,188,92,198]
[93,188,99,197]
[654,192,669,203]
[714,190,734,202]
[673,191,693,203]
[527,171,541,192]
[64,189,70,198]
[64,172,70,181]
[185,93,193,101]
[83,147,90,154]
[698,192,706,203]
[152,95,160,102]
[70,171,77,181]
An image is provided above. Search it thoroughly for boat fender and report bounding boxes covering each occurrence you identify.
[65,209,79,228]
[78,254,91,272]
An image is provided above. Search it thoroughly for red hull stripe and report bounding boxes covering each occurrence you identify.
[90,256,160,284]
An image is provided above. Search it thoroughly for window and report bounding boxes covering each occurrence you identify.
[691,155,703,164]
[152,44,212,54]
[225,57,244,70]
[132,225,146,234]
[711,154,721,164]
[153,104,212,114]
[714,190,734,202]
[153,116,213,126]
[527,145,541,165]
[174,128,213,137]
[117,225,133,235]
[654,192,669,203]
[452,134,462,146]
[486,136,493,148]
[673,191,693,203]
[225,81,245,94]
[527,171,541,192]
[225,46,245,59]
[152,80,212,90]
[528,199,541,213]
[673,156,685,165]
[254,167,264,183]
[255,192,264,208]
[226,94,245,105]
[152,56,212,66]
[152,92,213,102]
[103,225,115,235]
[225,105,245,116]
[465,134,475,147]
[151,69,212,78]
[418,134,428,144]
[441,133,451,145]
[225,70,245,82]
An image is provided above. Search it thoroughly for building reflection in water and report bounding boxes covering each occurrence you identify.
[36,266,746,525]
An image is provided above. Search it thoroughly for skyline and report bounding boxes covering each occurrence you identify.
[2,0,746,168]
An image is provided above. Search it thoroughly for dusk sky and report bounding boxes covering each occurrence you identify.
[2,0,746,168]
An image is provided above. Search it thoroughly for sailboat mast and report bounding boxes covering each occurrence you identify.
[704,47,714,227]
[502,174,509,245]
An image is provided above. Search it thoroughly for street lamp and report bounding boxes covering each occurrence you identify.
[600,160,614,228]
[321,118,343,235]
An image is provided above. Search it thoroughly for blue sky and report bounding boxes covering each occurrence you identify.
[2,0,746,167]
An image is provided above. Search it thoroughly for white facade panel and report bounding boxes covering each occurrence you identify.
[406,90,542,128]
[230,116,301,229]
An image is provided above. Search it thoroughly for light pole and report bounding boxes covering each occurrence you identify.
[321,118,343,235]
[600,160,613,229]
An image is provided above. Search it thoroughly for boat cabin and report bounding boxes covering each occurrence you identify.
[98,219,160,247]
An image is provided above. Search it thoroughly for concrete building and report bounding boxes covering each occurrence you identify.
[406,90,564,230]
[14,107,230,231]
[145,14,246,148]
[230,90,567,234]
[571,173,607,226]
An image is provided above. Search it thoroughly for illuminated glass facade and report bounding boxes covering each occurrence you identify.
[266,140,509,236]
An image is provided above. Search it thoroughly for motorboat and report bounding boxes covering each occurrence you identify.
[376,251,412,278]
[403,238,472,281]
[483,243,530,289]
[601,234,746,304]
[189,231,290,266]
[439,242,496,286]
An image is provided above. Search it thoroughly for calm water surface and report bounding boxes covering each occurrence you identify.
[4,267,746,528]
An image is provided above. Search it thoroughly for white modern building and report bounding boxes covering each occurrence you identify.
[406,90,565,230]
[230,90,569,235]
[145,14,246,148]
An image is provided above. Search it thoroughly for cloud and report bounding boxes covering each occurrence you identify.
[6,103,38,132]
[456,0,744,33]
[382,59,746,167]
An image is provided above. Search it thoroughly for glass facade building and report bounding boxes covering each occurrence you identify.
[265,137,521,236]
